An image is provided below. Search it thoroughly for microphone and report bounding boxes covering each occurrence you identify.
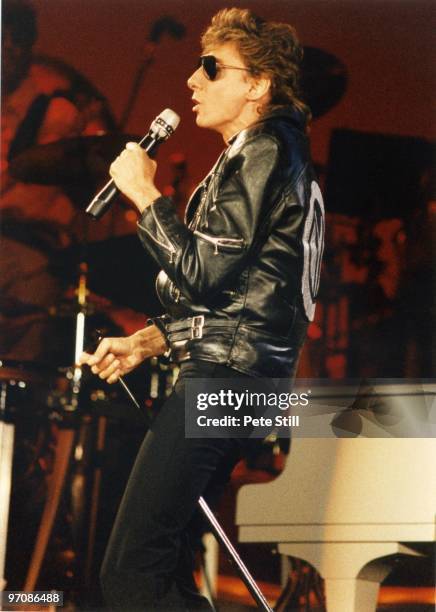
[86,108,180,220]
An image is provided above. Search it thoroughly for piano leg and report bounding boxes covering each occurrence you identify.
[324,575,385,612]
[279,542,421,612]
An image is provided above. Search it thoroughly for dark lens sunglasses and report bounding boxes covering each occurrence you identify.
[197,55,250,81]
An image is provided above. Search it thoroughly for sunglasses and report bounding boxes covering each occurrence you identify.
[197,55,250,81]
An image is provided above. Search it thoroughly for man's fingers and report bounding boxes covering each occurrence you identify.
[91,352,116,374]
[97,358,121,380]
[87,338,115,366]
[79,351,92,365]
[107,369,122,384]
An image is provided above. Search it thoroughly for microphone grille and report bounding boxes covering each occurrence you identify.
[151,108,181,139]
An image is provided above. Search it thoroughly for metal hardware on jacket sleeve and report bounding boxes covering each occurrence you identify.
[193,230,245,255]
[147,315,170,342]
[146,315,172,358]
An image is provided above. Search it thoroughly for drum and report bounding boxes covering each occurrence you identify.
[0,360,53,425]
[0,360,56,589]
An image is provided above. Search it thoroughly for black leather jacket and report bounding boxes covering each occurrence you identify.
[137,107,325,378]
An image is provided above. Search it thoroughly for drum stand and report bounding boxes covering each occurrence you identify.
[24,427,75,592]
[0,403,15,591]
[24,262,90,592]
[0,363,40,593]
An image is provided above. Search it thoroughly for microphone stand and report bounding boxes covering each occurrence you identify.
[116,375,273,611]
[118,16,186,130]
[118,43,155,130]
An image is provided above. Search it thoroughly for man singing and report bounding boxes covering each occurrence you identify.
[81,7,324,610]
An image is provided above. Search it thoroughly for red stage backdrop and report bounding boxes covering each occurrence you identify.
[31,0,435,191]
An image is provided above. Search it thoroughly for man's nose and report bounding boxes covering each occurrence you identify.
[187,67,203,91]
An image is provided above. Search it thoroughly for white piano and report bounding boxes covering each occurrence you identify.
[236,382,436,611]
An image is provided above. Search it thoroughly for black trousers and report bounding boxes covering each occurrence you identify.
[100,360,253,611]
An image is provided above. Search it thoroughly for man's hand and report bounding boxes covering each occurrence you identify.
[79,336,138,384]
[109,142,162,214]
[79,324,168,384]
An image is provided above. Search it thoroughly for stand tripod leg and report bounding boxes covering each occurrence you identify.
[198,496,273,612]
[24,428,75,591]
[84,416,107,589]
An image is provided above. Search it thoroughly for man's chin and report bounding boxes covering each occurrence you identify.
[194,113,209,129]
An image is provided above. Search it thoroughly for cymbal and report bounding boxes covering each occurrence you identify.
[8,133,138,186]
[0,359,55,382]
[301,47,348,118]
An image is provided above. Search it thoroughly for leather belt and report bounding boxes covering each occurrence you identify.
[167,315,206,340]
[166,316,238,340]
[165,316,238,361]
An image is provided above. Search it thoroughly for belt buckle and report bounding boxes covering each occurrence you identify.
[191,315,205,340]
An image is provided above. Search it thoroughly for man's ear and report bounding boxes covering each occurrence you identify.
[247,76,271,102]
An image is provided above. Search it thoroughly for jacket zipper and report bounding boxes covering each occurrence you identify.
[194,230,245,255]
[139,207,177,262]
[138,224,177,262]
[186,149,228,228]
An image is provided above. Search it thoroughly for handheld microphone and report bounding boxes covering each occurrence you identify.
[86,108,180,220]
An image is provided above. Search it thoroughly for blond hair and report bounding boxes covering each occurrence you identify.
[202,8,310,124]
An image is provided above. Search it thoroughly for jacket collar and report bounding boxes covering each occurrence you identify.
[228,105,306,145]
[257,105,307,131]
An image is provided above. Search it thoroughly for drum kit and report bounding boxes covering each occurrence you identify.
[0,46,348,604]
[1,130,178,599]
